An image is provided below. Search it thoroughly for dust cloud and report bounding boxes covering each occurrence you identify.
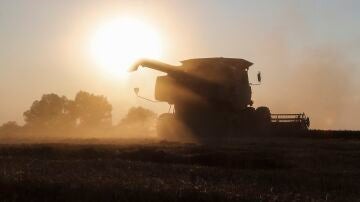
[242,6,359,130]
[254,45,358,130]
[290,49,354,129]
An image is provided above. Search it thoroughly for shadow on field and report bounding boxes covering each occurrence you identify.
[117,148,291,170]
[0,144,291,170]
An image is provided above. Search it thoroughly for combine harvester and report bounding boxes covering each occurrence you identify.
[130,58,310,141]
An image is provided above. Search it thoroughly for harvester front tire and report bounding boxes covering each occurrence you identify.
[255,106,271,129]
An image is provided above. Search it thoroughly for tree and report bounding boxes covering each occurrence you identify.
[73,91,112,128]
[23,93,75,129]
[21,91,113,135]
[0,121,21,137]
[121,107,157,125]
[119,107,157,136]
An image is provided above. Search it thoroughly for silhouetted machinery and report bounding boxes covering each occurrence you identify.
[130,58,309,140]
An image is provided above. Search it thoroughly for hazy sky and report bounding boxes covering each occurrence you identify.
[0,0,359,129]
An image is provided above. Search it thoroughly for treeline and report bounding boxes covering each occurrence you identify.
[0,91,157,139]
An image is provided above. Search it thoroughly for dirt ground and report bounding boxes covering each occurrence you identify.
[0,134,359,202]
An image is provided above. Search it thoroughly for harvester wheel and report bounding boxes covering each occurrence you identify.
[255,106,271,128]
[242,107,257,130]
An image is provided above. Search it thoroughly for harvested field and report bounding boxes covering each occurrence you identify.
[0,134,359,201]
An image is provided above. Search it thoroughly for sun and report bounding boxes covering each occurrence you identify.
[90,17,162,78]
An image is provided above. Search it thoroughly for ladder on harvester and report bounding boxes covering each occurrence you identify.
[271,113,310,130]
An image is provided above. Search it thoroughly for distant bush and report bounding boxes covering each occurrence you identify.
[116,107,157,137]
[120,107,156,125]
[0,121,21,138]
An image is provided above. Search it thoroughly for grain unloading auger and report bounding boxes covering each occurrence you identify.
[130,58,310,140]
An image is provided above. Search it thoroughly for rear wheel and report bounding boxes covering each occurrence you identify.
[255,106,271,129]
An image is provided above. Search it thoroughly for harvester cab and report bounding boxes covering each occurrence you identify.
[130,58,310,140]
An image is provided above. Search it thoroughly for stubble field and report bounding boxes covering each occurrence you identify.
[0,132,359,202]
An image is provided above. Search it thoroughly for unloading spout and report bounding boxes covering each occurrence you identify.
[129,59,182,75]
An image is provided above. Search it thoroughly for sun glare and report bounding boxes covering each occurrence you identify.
[90,17,162,78]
